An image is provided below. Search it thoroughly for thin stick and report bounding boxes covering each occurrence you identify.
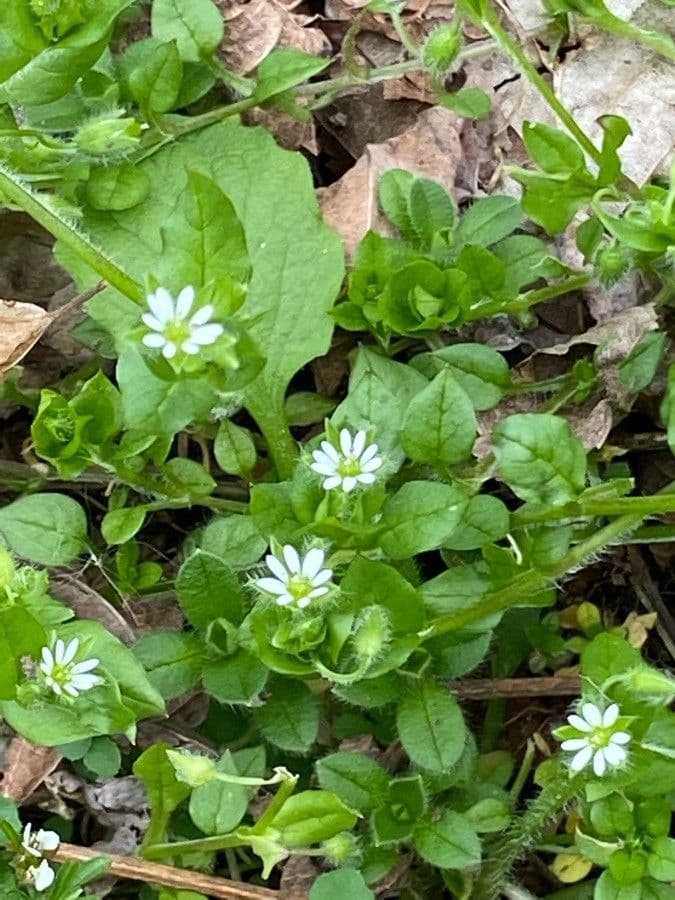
[53,843,302,899]
[447,676,580,700]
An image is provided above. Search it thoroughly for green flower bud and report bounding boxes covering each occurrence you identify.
[321,832,361,866]
[621,667,675,704]
[352,606,391,663]
[423,23,463,75]
[595,242,632,286]
[75,112,142,158]
[166,749,217,786]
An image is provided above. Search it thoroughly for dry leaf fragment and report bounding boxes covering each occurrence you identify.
[1,736,62,803]
[319,106,463,257]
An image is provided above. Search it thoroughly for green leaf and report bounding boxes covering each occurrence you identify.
[151,0,224,61]
[413,810,481,868]
[443,495,510,550]
[254,678,320,752]
[254,47,331,102]
[134,743,191,846]
[455,195,523,248]
[619,332,666,393]
[341,557,425,634]
[0,493,87,564]
[647,836,675,881]
[214,420,257,475]
[270,790,358,847]
[284,392,336,426]
[594,870,642,900]
[84,736,122,778]
[71,370,123,444]
[396,680,466,773]
[523,122,586,174]
[310,869,374,900]
[401,369,477,466]
[492,413,587,504]
[493,234,567,293]
[189,751,249,835]
[411,343,509,410]
[0,608,46,700]
[378,169,415,239]
[128,39,183,113]
[101,506,147,545]
[202,651,268,705]
[133,632,203,700]
[176,550,245,628]
[597,115,632,185]
[85,164,150,211]
[199,516,267,567]
[380,481,469,558]
[440,87,491,118]
[407,177,455,246]
[464,797,511,833]
[159,169,250,287]
[581,633,642,684]
[316,752,390,814]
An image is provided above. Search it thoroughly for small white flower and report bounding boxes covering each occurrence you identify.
[26,858,55,892]
[39,638,101,698]
[142,286,224,359]
[22,823,60,858]
[310,429,383,493]
[255,545,333,609]
[561,702,631,776]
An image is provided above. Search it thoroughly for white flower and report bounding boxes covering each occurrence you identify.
[255,545,333,609]
[142,286,224,359]
[310,429,383,493]
[561,702,631,776]
[22,823,60,858]
[25,858,55,892]
[39,638,101,698]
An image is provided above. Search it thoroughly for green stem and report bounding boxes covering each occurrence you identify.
[143,834,245,860]
[0,164,144,303]
[597,13,675,62]
[471,766,584,899]
[390,10,421,58]
[512,490,675,525]
[244,393,298,481]
[250,775,298,833]
[460,1,602,165]
[464,275,591,322]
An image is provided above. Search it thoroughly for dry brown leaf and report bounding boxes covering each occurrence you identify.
[624,610,658,648]
[568,398,613,450]
[1,736,61,803]
[319,106,463,257]
[536,304,658,358]
[246,106,318,153]
[50,575,137,645]
[219,0,330,74]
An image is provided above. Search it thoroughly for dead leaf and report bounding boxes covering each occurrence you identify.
[1,736,61,803]
[319,106,463,257]
[536,305,658,359]
[246,106,318,153]
[623,610,658,648]
[50,575,137,645]
[568,399,613,450]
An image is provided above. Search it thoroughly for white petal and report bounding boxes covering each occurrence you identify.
[49,680,62,696]
[342,476,357,492]
[602,704,619,727]
[175,285,195,319]
[275,594,294,607]
[339,428,353,456]
[141,313,165,332]
[70,673,100,691]
[311,449,337,469]
[63,682,79,697]
[54,639,66,664]
[361,456,382,473]
[143,333,167,348]
[71,658,99,674]
[602,743,626,767]
[190,304,214,326]
[181,341,200,354]
[256,577,288,596]
[41,647,54,669]
[62,639,79,665]
[148,288,174,323]
[322,475,342,490]
[360,443,379,464]
[352,430,366,457]
[266,554,290,583]
[33,859,55,892]
[593,749,607,777]
[570,745,594,772]
[312,568,333,587]
[356,472,376,485]
[302,548,325,579]
[190,324,224,345]
[307,586,329,599]
[282,545,301,574]
[296,597,312,609]
[162,341,177,359]
[610,731,631,745]
[311,462,338,477]
[22,824,32,847]
[568,713,593,733]
[36,830,59,852]
[581,703,603,728]
[561,738,590,751]
[319,441,339,463]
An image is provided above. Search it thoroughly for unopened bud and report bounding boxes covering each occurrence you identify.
[352,606,391,663]
[595,242,632,287]
[423,23,463,74]
[321,831,361,865]
[621,667,675,704]
[75,112,142,158]
[166,749,217,786]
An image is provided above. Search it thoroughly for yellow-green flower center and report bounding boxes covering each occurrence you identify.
[288,576,314,601]
[164,320,191,345]
[49,663,71,686]
[336,456,361,477]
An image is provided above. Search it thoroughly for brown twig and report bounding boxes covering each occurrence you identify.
[50,279,107,319]
[54,842,303,899]
[447,675,581,700]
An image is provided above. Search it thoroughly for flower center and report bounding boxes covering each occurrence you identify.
[336,456,362,477]
[589,729,612,749]
[288,576,314,601]
[164,320,191,345]
[49,663,72,686]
